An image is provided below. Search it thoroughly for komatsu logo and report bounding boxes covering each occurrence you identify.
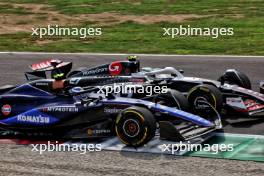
[17,115,50,124]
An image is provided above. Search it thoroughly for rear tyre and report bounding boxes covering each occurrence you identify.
[218,69,251,89]
[115,106,156,147]
[187,84,223,111]
[238,72,251,89]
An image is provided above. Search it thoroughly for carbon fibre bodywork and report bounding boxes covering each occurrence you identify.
[25,58,264,117]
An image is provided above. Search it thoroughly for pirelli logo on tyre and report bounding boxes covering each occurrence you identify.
[200,87,209,92]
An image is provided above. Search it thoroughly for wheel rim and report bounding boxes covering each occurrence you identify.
[122,119,140,137]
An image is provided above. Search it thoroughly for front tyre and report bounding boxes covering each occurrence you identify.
[187,84,223,111]
[115,106,156,147]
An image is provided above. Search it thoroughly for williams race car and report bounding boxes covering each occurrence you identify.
[25,57,264,118]
[0,77,221,147]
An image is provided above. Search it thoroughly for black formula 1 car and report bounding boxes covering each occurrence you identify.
[260,81,264,94]
[25,58,264,118]
[0,75,221,147]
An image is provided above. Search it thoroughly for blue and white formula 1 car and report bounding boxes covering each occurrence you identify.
[0,73,222,146]
[0,76,221,147]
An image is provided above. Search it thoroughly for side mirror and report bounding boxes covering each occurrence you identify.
[179,69,184,74]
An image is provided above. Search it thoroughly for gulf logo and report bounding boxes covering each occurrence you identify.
[2,104,11,116]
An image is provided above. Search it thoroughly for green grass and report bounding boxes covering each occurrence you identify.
[0,4,32,14]
[0,0,263,55]
[2,0,264,16]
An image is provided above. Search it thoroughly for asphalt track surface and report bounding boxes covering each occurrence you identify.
[0,53,263,176]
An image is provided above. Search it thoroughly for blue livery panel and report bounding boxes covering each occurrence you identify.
[0,109,59,126]
[101,97,214,127]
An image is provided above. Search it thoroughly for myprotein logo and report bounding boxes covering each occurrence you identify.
[44,107,79,112]
[109,61,122,75]
[17,115,50,124]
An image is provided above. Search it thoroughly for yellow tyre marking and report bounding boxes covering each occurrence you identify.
[187,86,218,108]
[116,114,121,124]
[187,87,197,99]
[115,125,129,145]
[210,93,217,108]
[123,110,145,122]
[200,87,209,92]
[115,109,147,146]
[135,127,148,146]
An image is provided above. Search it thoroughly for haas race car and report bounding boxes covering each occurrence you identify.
[25,57,264,118]
[0,74,221,147]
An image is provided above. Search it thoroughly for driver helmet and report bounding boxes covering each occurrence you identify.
[127,55,139,61]
[52,69,65,80]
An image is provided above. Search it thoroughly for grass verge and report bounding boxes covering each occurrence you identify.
[0,0,263,55]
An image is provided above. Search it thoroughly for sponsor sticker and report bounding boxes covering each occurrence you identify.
[17,115,50,124]
[109,61,122,75]
[248,104,264,111]
[82,67,108,76]
[31,60,52,70]
[87,129,93,136]
[43,107,79,112]
[69,78,81,85]
[226,97,246,110]
[87,128,111,136]
[104,107,123,114]
[35,82,49,86]
[2,104,11,116]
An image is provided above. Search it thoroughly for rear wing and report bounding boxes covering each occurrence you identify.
[25,59,72,81]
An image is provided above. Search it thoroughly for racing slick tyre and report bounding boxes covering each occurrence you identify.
[187,84,223,111]
[238,72,251,89]
[153,89,189,111]
[218,69,251,89]
[115,106,156,147]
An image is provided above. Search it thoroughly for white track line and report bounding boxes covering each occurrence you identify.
[0,51,263,58]
[214,132,264,139]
